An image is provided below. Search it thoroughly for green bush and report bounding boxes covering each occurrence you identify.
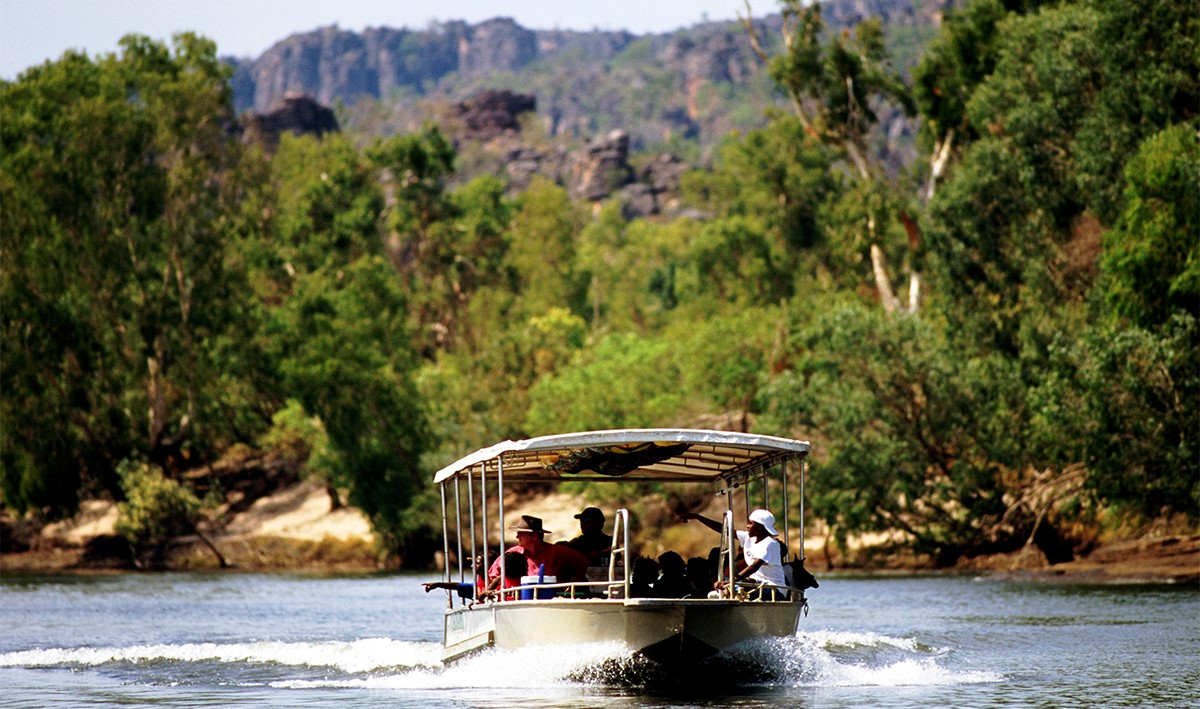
[115,460,201,549]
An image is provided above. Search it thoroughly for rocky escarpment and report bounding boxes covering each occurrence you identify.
[229,18,631,115]
[224,0,958,153]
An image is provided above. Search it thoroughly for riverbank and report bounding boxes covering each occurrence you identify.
[2,481,1197,584]
[1,480,381,573]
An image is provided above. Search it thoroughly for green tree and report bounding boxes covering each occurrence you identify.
[673,307,783,431]
[681,117,836,303]
[443,175,513,351]
[1,35,267,515]
[577,208,698,332]
[1031,315,1199,521]
[1100,124,1200,328]
[372,125,489,355]
[505,176,587,319]
[271,132,383,276]
[525,332,684,434]
[927,0,1197,353]
[265,257,427,553]
[926,2,1107,354]
[744,0,920,312]
[1071,0,1199,225]
[115,459,224,568]
[760,304,1027,564]
[913,0,1057,197]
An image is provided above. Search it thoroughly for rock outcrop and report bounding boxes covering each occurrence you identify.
[239,93,339,151]
[566,130,635,202]
[497,130,685,217]
[452,89,537,142]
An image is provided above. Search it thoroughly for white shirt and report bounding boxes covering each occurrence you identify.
[735,530,786,587]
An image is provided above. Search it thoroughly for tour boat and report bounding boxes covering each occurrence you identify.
[430,428,814,667]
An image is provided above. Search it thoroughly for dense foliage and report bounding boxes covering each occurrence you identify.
[1,36,428,555]
[2,0,1195,566]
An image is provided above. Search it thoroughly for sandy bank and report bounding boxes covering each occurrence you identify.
[3,483,1197,584]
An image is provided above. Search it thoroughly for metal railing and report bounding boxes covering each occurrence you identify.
[440,505,796,607]
[606,508,630,599]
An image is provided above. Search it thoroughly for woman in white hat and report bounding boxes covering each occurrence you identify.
[677,508,787,598]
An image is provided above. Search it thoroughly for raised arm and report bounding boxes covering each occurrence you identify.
[677,511,723,534]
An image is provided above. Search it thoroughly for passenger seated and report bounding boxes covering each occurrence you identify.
[479,550,529,601]
[678,509,788,599]
[566,507,612,565]
[489,515,589,584]
[687,555,715,596]
[629,556,658,598]
[652,551,692,598]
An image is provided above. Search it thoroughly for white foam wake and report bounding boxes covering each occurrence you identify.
[785,630,1004,686]
[814,656,1002,686]
[1,631,1003,689]
[0,638,440,674]
[803,628,942,654]
[272,641,633,689]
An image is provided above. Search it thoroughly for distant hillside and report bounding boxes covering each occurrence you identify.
[226,0,956,154]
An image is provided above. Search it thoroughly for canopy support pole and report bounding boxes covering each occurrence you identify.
[454,477,463,582]
[497,455,506,590]
[800,456,807,560]
[481,461,490,582]
[467,465,477,585]
[439,483,451,609]
[782,460,790,554]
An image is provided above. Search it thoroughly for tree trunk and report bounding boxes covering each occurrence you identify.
[870,243,902,313]
[193,525,229,569]
[925,128,955,202]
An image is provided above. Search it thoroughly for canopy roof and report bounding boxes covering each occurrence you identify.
[432,429,809,486]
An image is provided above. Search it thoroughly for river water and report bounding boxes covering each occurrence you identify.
[1,571,1196,707]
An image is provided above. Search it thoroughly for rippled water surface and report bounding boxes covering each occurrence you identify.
[2,571,1196,707]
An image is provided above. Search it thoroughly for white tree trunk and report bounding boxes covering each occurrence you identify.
[925,128,955,202]
[870,243,901,313]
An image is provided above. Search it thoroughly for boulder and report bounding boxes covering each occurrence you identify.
[240,93,339,151]
[453,89,537,142]
[566,129,634,201]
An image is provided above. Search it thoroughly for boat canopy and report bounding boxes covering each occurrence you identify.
[432,428,809,487]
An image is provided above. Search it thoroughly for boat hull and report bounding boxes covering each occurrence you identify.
[442,598,802,666]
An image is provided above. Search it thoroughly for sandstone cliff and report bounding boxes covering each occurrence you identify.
[224,0,958,155]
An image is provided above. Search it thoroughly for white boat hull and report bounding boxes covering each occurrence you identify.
[442,598,802,666]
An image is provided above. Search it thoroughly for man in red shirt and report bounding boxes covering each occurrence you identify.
[488,515,588,585]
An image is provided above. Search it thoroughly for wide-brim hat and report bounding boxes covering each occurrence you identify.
[509,515,550,534]
[574,507,605,523]
[748,508,779,536]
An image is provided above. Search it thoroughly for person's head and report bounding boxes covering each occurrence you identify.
[632,556,658,582]
[747,508,779,540]
[687,556,713,582]
[574,506,605,533]
[509,515,550,549]
[502,550,527,580]
[657,551,685,575]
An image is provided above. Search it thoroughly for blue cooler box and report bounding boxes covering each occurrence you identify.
[519,575,557,599]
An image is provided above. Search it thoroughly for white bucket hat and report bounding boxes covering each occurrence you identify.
[748,509,778,536]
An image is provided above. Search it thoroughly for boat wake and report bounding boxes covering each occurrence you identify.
[0,630,1001,691]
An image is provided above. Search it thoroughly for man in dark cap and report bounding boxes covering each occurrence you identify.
[566,506,612,564]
